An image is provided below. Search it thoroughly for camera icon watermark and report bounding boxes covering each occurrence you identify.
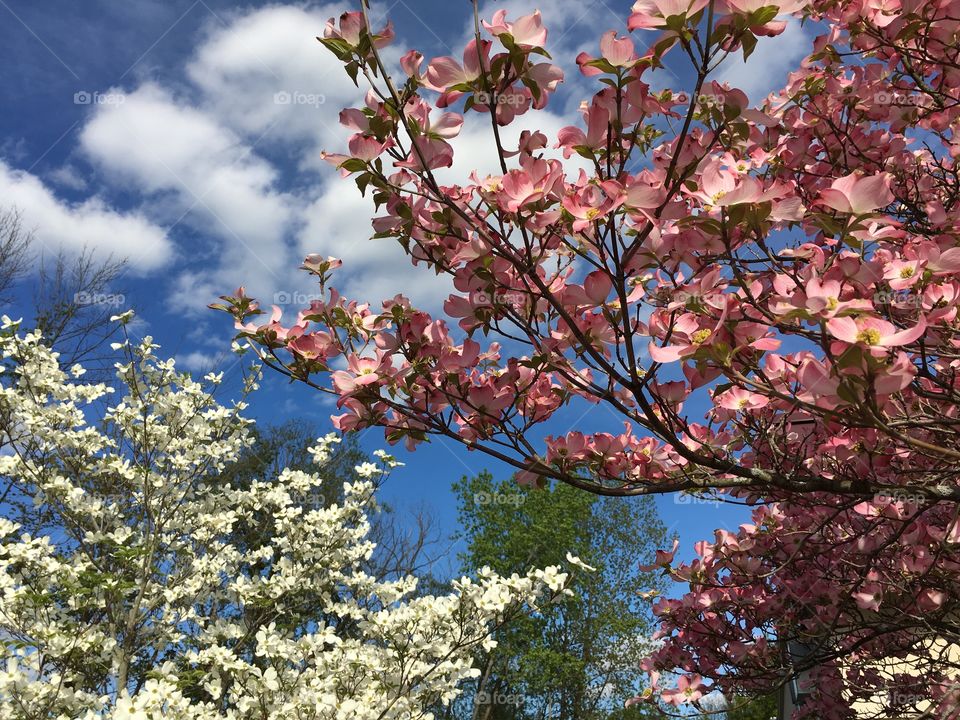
[274,91,326,108]
[874,490,928,505]
[476,691,526,706]
[675,492,722,507]
[274,291,324,306]
[474,492,525,508]
[74,91,126,106]
[673,91,728,108]
[74,291,126,308]
[470,91,529,108]
[470,290,528,309]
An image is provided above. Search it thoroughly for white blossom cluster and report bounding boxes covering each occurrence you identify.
[0,317,580,720]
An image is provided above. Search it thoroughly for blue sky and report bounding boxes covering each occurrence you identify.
[0,0,816,576]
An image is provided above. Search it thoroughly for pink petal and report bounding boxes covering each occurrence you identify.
[884,318,926,346]
[649,343,687,363]
[826,316,859,343]
[848,172,894,214]
[932,247,960,272]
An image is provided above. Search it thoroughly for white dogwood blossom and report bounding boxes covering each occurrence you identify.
[0,317,579,720]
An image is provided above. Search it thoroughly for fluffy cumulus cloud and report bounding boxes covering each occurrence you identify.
[185,3,365,163]
[4,1,628,323]
[0,160,171,271]
[73,3,451,315]
[79,82,299,305]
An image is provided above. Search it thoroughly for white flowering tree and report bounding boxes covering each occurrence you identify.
[0,315,584,720]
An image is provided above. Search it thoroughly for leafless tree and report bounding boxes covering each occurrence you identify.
[368,499,449,585]
[0,209,31,305]
[0,206,128,369]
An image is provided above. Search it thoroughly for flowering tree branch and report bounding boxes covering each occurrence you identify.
[216,1,960,508]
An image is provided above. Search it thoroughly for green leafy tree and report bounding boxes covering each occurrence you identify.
[448,472,671,720]
[724,693,779,720]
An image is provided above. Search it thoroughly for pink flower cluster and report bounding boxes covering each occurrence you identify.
[215,0,960,713]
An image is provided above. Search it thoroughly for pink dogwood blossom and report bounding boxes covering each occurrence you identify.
[218,2,960,715]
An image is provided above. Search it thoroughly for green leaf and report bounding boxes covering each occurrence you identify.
[742,32,759,62]
[345,61,360,86]
[317,37,352,60]
[836,381,860,405]
[751,5,780,25]
[585,58,618,75]
[526,78,542,103]
[356,172,371,196]
[664,14,688,32]
[338,158,367,174]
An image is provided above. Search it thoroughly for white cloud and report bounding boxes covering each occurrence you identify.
[1,2,622,323]
[186,3,362,157]
[80,83,292,236]
[715,18,812,103]
[74,5,415,314]
[79,82,300,307]
[176,349,229,373]
[47,164,88,191]
[0,160,172,271]
[186,2,405,174]
[60,2,615,315]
